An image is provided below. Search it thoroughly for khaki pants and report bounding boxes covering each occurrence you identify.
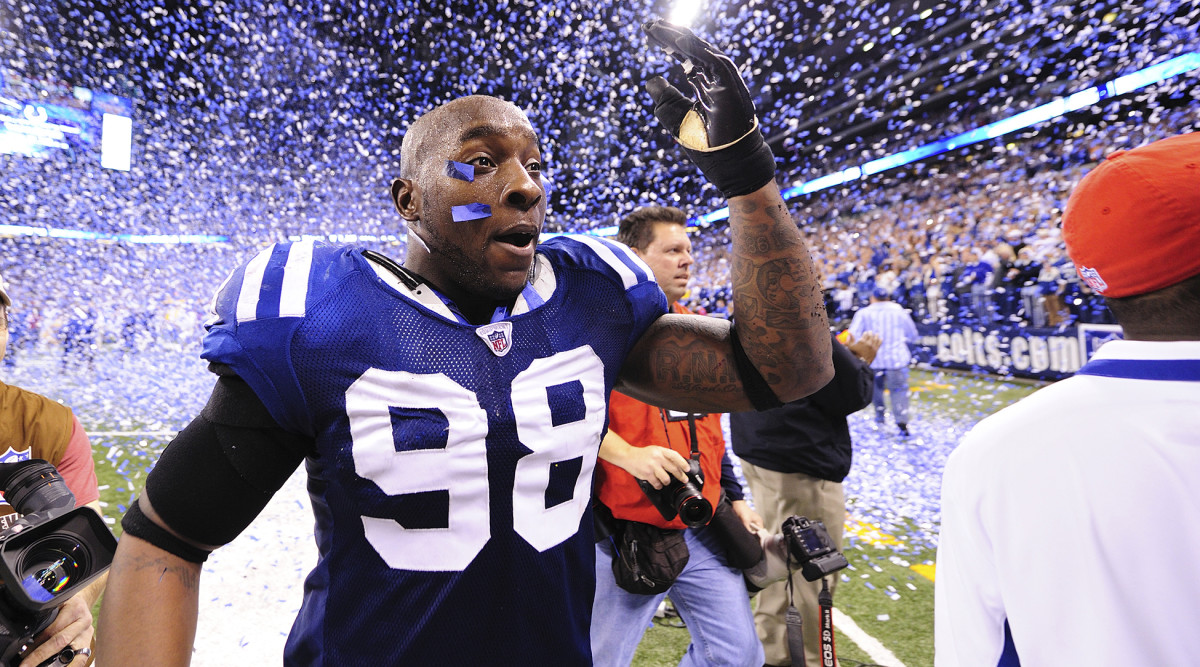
[741,461,846,667]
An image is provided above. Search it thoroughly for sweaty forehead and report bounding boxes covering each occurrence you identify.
[401,97,538,178]
[438,101,538,149]
[456,122,539,148]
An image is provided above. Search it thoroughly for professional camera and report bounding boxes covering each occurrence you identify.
[637,457,713,527]
[782,515,849,582]
[0,460,117,667]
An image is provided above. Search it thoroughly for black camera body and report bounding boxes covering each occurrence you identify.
[637,457,713,527]
[782,515,849,582]
[0,460,117,667]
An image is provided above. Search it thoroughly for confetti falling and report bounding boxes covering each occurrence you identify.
[446,160,476,182]
[0,1,1197,662]
[450,202,493,222]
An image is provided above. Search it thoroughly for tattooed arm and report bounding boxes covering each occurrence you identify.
[622,23,832,410]
[617,181,833,412]
[96,526,202,666]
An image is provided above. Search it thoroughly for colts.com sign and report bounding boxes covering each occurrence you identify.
[912,323,1123,381]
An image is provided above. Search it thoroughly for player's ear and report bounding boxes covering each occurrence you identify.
[391,178,419,221]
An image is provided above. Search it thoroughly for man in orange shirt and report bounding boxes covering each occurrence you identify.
[0,273,105,666]
[592,206,765,667]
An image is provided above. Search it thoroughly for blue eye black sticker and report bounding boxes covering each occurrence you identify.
[446,160,475,182]
[451,203,491,222]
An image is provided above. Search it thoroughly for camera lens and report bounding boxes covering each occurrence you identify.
[2,462,73,517]
[16,536,90,603]
[676,495,714,527]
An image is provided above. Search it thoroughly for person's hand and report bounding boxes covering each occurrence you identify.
[19,595,95,667]
[845,331,882,365]
[641,19,776,198]
[731,499,764,533]
[625,445,691,489]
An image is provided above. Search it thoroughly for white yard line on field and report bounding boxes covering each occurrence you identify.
[834,608,908,667]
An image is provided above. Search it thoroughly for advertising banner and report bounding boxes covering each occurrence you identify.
[911,322,1124,381]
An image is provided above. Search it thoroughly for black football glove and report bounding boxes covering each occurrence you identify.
[642,19,776,198]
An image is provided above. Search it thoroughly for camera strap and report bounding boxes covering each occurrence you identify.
[818,578,837,666]
[686,414,700,464]
[784,573,838,667]
[785,600,807,667]
[659,409,702,463]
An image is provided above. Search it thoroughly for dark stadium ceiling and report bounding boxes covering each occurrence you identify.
[2,0,1196,233]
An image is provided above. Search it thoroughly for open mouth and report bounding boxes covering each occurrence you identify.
[495,232,536,248]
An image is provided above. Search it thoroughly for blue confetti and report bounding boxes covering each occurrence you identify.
[446,160,475,182]
[451,203,492,222]
[0,2,1193,659]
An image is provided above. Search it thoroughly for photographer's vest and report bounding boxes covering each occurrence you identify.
[595,389,725,529]
[0,382,73,528]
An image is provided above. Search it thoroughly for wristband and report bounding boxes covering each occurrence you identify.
[679,124,777,199]
[121,499,212,564]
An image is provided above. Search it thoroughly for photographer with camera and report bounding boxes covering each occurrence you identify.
[591,205,766,667]
[0,275,106,667]
[730,329,879,667]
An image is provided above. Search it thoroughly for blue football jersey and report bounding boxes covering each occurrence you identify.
[201,236,667,665]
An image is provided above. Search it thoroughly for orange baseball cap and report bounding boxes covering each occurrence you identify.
[1062,131,1200,298]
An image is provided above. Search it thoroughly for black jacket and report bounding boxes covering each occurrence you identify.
[729,333,873,482]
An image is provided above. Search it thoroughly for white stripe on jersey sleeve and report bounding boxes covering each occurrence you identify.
[570,235,653,290]
[279,239,315,318]
[204,265,237,327]
[236,244,276,323]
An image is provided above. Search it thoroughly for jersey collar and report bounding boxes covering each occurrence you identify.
[363,251,555,325]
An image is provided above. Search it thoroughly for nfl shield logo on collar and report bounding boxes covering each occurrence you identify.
[475,321,514,357]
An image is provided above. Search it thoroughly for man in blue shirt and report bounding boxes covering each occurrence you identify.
[848,288,919,435]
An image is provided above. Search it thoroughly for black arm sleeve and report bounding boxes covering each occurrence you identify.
[729,324,784,411]
[138,368,313,548]
[809,335,875,418]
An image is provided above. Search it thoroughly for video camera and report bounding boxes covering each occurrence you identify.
[782,515,849,582]
[0,460,117,666]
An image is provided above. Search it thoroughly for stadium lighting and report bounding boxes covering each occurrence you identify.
[691,51,1200,228]
[100,113,133,171]
[0,223,228,244]
[668,0,703,28]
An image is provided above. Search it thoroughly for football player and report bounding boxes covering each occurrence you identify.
[97,21,833,665]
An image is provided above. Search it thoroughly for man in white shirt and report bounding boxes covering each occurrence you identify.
[848,287,919,435]
[935,131,1200,666]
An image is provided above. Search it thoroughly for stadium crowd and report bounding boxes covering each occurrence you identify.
[0,3,1197,663]
[4,96,1200,364]
[678,98,1199,333]
[3,0,1195,362]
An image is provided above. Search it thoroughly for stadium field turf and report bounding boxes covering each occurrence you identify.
[7,350,1039,666]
